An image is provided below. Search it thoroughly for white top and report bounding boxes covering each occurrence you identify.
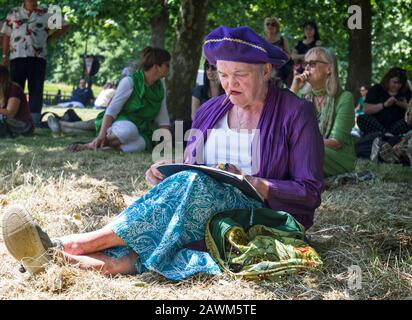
[204,112,256,175]
[105,76,170,127]
[94,88,115,108]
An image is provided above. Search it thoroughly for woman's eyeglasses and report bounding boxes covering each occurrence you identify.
[266,22,276,27]
[206,64,217,71]
[302,60,329,69]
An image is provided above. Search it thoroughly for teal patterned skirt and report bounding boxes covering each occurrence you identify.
[104,170,262,280]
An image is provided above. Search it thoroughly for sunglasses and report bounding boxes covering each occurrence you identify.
[302,60,329,69]
[266,22,277,27]
[206,64,217,71]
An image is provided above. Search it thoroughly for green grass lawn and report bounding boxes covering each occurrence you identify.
[43,82,76,96]
[0,109,411,299]
[23,82,103,98]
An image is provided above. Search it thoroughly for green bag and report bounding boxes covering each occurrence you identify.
[205,208,323,281]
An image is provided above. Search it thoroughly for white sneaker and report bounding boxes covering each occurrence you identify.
[47,115,61,133]
[370,137,382,163]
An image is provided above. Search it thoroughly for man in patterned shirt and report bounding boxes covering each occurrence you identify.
[1,0,70,126]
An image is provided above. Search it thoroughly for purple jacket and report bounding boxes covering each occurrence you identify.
[185,84,324,230]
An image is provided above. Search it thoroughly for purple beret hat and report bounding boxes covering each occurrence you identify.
[204,26,288,68]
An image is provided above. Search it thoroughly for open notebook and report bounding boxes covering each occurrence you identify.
[156,164,264,203]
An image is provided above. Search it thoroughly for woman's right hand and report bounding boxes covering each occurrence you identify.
[145,159,174,186]
[290,71,310,93]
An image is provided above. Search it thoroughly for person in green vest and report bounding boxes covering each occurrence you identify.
[61,46,172,153]
[290,46,356,177]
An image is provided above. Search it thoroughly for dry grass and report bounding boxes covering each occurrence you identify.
[0,115,411,300]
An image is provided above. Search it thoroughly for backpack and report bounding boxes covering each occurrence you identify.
[0,115,31,138]
[61,108,82,122]
[355,132,402,159]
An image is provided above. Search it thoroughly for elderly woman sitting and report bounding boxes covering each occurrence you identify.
[2,26,323,280]
[290,47,356,177]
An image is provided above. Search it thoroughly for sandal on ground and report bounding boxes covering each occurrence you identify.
[1,205,54,275]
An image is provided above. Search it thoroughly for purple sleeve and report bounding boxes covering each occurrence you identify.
[266,102,324,211]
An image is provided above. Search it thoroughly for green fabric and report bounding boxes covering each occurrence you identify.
[95,70,164,150]
[205,208,323,281]
[298,90,357,177]
[356,96,365,116]
[323,91,357,177]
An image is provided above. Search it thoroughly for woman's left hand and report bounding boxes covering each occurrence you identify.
[145,159,174,186]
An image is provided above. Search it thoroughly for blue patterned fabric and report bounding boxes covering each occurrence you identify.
[104,170,262,280]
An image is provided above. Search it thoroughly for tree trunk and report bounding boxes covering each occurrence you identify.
[151,0,168,48]
[346,0,372,102]
[167,0,208,121]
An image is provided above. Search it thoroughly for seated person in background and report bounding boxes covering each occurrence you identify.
[291,47,356,177]
[94,80,116,109]
[355,85,368,117]
[357,67,412,136]
[50,47,172,154]
[0,66,33,136]
[191,60,224,120]
[351,85,369,137]
[57,79,94,108]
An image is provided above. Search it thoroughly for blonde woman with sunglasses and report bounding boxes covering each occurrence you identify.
[264,17,293,86]
[291,47,356,177]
